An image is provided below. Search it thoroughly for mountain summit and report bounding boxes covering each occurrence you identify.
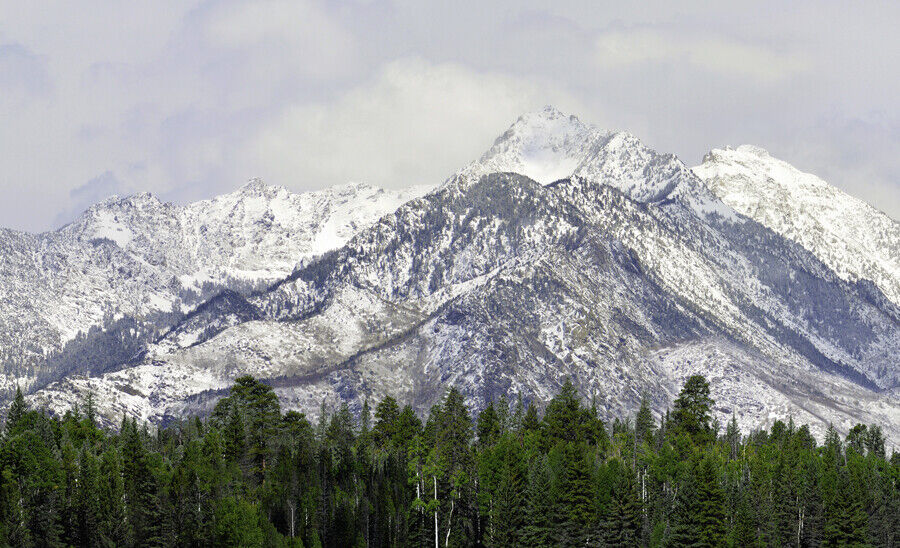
[460,107,728,219]
[694,145,900,308]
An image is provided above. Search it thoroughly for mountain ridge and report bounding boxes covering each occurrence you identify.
[0,178,428,394]
[3,107,897,443]
[694,144,900,308]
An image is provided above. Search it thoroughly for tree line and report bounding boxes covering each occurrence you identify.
[0,374,896,547]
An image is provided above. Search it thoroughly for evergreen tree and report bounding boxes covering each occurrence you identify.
[4,386,27,436]
[98,448,129,546]
[0,374,892,548]
[551,441,597,545]
[603,459,641,546]
[75,445,101,547]
[489,435,526,546]
[476,402,500,449]
[522,455,553,547]
[373,396,400,447]
[694,454,727,547]
[635,393,656,446]
[672,375,715,444]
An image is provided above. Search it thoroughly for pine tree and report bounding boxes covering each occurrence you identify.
[434,387,474,547]
[521,403,540,434]
[223,403,246,466]
[4,386,27,436]
[823,469,869,547]
[373,396,400,447]
[603,459,641,546]
[552,441,597,545]
[60,435,79,543]
[543,378,583,444]
[725,413,741,460]
[522,455,553,547]
[121,420,165,546]
[98,448,129,546]
[490,436,526,546]
[635,394,656,446]
[476,402,500,449]
[0,468,31,547]
[0,373,894,548]
[75,445,101,547]
[672,375,715,444]
[694,455,726,547]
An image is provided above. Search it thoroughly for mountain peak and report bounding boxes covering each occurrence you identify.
[694,145,900,307]
[496,106,591,146]
[702,144,772,165]
[509,105,579,128]
[458,109,724,213]
[238,177,276,195]
[466,107,604,185]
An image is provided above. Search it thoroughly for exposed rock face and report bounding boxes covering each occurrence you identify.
[694,145,900,308]
[0,180,426,393]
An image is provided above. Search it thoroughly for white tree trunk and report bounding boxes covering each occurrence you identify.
[445,499,454,547]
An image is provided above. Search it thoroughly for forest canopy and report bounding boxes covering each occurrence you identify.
[0,374,896,547]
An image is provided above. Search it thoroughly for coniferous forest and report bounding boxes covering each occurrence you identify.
[0,375,897,547]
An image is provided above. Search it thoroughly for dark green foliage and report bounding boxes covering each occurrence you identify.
[671,374,715,444]
[603,458,641,546]
[693,454,727,547]
[635,393,656,446]
[0,374,895,547]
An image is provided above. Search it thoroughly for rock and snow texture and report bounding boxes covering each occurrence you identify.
[0,180,427,393]
[459,107,733,222]
[694,145,900,308]
[24,109,900,445]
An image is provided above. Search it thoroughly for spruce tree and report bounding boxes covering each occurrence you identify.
[490,436,526,546]
[603,459,641,546]
[98,448,129,546]
[672,375,715,444]
[4,386,27,436]
[694,455,728,547]
[522,455,553,547]
[635,393,656,446]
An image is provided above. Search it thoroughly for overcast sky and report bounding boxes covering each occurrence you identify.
[1,1,898,231]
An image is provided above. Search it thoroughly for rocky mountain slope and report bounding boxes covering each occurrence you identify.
[27,108,900,442]
[0,180,426,394]
[694,145,900,308]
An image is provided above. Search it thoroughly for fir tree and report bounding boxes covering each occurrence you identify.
[694,455,727,547]
[4,386,27,436]
[603,459,641,546]
[522,455,553,547]
[672,375,715,444]
[635,393,656,446]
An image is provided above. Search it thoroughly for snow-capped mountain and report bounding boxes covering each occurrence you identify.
[460,107,731,220]
[26,108,900,443]
[0,180,427,394]
[694,145,900,308]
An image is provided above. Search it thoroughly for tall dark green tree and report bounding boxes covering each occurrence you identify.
[671,375,715,444]
[603,459,641,546]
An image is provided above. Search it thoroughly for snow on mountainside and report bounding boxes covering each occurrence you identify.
[694,145,900,308]
[0,180,427,394]
[28,108,900,443]
[459,107,734,221]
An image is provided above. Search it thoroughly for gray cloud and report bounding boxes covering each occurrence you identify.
[0,43,51,97]
[0,0,897,232]
[53,171,127,228]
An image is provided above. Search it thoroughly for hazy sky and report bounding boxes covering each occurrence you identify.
[1,1,898,231]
